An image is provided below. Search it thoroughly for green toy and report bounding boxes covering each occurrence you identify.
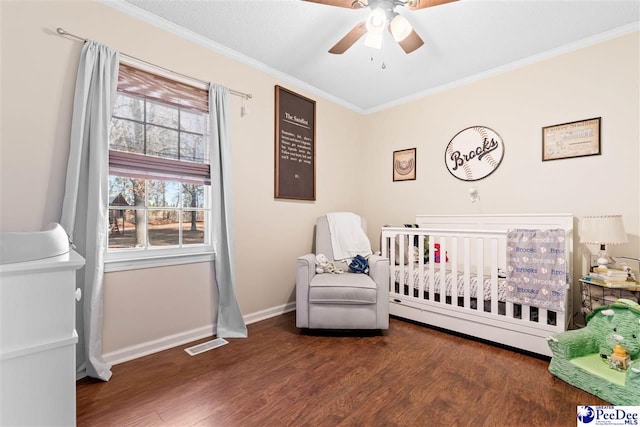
[547,299,640,405]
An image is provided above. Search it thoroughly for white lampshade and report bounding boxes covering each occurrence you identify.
[364,8,387,49]
[581,214,627,268]
[389,14,412,42]
[364,32,384,49]
[366,8,387,35]
[580,215,628,246]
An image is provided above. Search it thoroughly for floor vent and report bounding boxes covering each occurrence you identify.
[184,338,229,356]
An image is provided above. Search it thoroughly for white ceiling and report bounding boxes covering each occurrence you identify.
[117,0,639,113]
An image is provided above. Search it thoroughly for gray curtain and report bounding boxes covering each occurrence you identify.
[61,41,119,381]
[209,84,247,338]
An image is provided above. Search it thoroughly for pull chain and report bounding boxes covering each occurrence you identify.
[369,49,387,70]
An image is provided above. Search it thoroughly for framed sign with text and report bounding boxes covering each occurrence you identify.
[542,117,601,161]
[274,85,316,200]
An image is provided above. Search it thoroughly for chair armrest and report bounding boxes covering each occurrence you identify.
[626,366,640,385]
[548,328,598,359]
[297,254,316,284]
[367,254,389,285]
[296,254,316,328]
[368,254,389,329]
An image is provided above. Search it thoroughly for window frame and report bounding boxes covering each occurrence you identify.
[104,243,214,273]
[105,85,214,272]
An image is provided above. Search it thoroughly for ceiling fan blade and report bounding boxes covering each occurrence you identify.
[406,0,457,11]
[397,29,424,54]
[329,21,367,54]
[302,0,367,9]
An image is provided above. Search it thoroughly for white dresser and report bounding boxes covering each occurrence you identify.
[0,250,85,426]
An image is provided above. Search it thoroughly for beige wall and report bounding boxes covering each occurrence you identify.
[1,1,638,358]
[362,32,640,261]
[360,31,640,312]
[103,263,216,352]
[0,0,364,356]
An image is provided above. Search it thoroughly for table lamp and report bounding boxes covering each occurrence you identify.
[580,214,628,269]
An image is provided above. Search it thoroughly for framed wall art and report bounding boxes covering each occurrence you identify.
[393,148,416,182]
[542,117,601,161]
[274,85,316,200]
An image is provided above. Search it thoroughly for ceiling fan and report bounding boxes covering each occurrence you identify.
[304,0,456,54]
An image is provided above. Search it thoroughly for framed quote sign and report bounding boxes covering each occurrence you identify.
[274,85,316,200]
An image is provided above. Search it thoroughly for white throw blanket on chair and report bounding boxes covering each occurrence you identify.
[326,212,372,261]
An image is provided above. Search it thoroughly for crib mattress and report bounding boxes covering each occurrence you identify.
[391,265,506,302]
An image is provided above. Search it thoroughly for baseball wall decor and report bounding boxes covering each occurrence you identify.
[393,148,416,182]
[444,126,504,181]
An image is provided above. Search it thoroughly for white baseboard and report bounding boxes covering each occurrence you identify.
[244,301,296,325]
[102,302,296,365]
[102,324,215,366]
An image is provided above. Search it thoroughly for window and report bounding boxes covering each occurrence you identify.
[106,64,213,270]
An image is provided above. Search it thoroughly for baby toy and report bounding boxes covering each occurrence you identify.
[610,344,631,371]
[349,254,369,274]
[315,254,343,274]
[547,298,640,405]
[596,305,640,367]
[433,243,449,263]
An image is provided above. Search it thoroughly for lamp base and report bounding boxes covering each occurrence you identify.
[597,256,610,269]
[597,245,612,269]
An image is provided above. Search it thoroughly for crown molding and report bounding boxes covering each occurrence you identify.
[101,0,365,113]
[363,22,640,114]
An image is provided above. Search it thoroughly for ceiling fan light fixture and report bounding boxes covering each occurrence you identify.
[366,8,387,34]
[364,31,384,49]
[389,14,412,42]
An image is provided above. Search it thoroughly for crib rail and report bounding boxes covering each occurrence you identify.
[381,226,568,338]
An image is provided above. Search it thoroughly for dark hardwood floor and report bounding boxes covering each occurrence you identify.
[77,312,606,426]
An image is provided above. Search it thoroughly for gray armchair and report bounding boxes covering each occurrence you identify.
[296,214,389,330]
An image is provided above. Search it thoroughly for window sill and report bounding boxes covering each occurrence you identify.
[104,250,215,272]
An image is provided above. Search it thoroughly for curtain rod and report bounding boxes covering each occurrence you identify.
[56,28,252,100]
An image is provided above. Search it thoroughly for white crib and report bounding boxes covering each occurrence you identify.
[380,214,574,357]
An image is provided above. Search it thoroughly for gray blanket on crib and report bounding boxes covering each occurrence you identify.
[505,229,567,312]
